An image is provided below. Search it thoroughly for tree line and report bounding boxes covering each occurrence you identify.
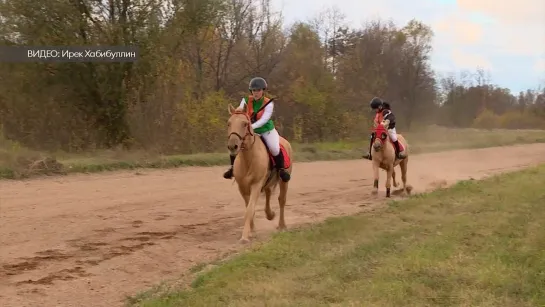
[0,0,544,154]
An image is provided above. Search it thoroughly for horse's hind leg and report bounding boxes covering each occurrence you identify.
[400,158,412,195]
[264,187,275,221]
[277,181,288,230]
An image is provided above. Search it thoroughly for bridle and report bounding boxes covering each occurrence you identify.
[228,111,256,150]
[373,124,389,150]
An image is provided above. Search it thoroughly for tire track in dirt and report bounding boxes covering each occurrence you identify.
[1,143,545,307]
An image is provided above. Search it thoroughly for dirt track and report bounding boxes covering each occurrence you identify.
[1,143,545,307]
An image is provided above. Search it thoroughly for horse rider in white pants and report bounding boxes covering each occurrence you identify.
[223,77,290,182]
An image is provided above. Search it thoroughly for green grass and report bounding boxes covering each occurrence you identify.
[129,163,545,307]
[2,126,545,179]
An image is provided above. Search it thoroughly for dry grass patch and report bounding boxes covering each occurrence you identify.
[2,126,545,179]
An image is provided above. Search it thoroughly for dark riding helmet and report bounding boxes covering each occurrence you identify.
[370,97,383,109]
[249,77,267,91]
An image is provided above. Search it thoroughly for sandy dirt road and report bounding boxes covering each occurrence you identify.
[1,143,545,307]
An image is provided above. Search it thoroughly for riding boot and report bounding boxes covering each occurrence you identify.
[273,151,291,182]
[393,140,406,159]
[362,135,374,160]
[223,154,236,179]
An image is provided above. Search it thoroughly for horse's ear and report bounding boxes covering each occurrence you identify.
[228,104,236,114]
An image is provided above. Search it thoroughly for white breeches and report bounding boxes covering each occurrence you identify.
[387,127,398,142]
[258,128,280,156]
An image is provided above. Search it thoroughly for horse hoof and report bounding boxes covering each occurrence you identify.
[276,225,286,231]
[406,185,413,194]
[371,190,378,195]
[266,211,276,221]
[239,238,250,244]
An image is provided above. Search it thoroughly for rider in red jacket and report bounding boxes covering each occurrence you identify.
[362,97,406,160]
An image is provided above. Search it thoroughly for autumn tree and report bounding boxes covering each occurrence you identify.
[0,1,542,153]
[393,19,437,129]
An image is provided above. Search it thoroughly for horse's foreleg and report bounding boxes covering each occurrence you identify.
[264,187,275,221]
[277,181,288,230]
[385,165,393,198]
[240,184,260,243]
[239,192,254,231]
[371,162,380,195]
[392,169,398,187]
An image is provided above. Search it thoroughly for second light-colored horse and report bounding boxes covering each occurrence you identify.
[370,119,412,197]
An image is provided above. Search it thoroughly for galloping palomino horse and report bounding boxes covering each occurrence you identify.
[370,119,413,197]
[226,104,293,243]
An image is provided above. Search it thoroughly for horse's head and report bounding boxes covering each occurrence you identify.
[372,120,390,152]
[227,103,254,155]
